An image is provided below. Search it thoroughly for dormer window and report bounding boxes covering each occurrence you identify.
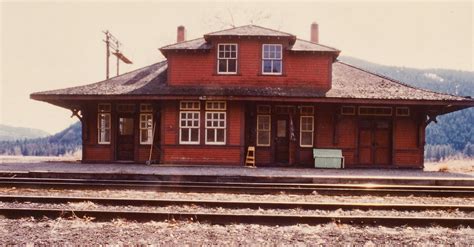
[262,44,282,75]
[217,44,237,74]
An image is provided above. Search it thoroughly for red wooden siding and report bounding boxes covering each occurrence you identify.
[393,116,423,167]
[159,101,244,165]
[167,39,332,89]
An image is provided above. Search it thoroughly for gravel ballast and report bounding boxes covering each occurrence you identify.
[1,188,472,205]
[1,201,472,218]
[0,218,472,245]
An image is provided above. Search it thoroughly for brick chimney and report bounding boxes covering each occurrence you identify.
[310,22,319,43]
[177,25,186,43]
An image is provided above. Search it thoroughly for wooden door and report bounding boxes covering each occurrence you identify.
[275,115,289,163]
[358,120,391,166]
[358,120,373,165]
[117,115,135,161]
[374,121,391,165]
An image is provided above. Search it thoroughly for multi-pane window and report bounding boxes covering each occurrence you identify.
[180,101,200,110]
[97,104,111,144]
[206,101,226,111]
[180,112,200,144]
[140,104,153,145]
[179,101,200,144]
[257,115,271,146]
[205,112,226,144]
[217,44,237,74]
[300,116,314,147]
[205,101,226,145]
[262,44,282,74]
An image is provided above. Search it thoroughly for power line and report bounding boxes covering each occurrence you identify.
[103,30,133,79]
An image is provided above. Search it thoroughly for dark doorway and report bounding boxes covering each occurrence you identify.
[358,119,391,166]
[275,115,289,163]
[117,115,135,161]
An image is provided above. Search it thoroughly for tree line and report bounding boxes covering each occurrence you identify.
[0,122,81,156]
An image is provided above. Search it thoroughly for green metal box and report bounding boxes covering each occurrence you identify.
[313,149,344,169]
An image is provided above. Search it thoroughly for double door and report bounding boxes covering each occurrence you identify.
[358,119,391,166]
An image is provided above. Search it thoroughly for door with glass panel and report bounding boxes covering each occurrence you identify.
[117,114,135,161]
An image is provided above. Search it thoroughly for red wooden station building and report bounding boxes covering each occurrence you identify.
[31,24,474,169]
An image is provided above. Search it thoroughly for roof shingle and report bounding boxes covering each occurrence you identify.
[31,60,471,103]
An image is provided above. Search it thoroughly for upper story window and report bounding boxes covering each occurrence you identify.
[217,44,237,74]
[262,44,282,75]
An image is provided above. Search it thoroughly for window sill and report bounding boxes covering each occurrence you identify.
[258,73,287,77]
[213,73,241,76]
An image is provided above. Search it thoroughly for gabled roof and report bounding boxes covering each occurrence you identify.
[160,37,210,51]
[203,25,296,39]
[291,39,340,53]
[31,60,472,106]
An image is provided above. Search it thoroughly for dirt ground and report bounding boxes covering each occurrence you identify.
[424,158,474,174]
[0,217,472,245]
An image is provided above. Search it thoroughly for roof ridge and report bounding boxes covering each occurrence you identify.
[295,38,341,52]
[204,24,295,37]
[159,37,205,50]
[336,61,469,99]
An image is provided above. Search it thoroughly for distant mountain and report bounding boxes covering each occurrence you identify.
[0,124,50,141]
[339,56,474,97]
[0,122,81,156]
[340,56,474,159]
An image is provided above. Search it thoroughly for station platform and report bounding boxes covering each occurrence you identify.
[0,160,473,186]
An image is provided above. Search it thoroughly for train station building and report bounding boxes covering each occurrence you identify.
[31,24,474,168]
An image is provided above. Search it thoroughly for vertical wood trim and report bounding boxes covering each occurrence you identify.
[159,102,166,164]
[392,113,396,166]
[355,118,360,164]
[239,102,246,166]
[111,102,117,161]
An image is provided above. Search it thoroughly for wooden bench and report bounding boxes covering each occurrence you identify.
[313,149,344,169]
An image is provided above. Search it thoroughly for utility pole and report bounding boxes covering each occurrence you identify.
[103,30,132,79]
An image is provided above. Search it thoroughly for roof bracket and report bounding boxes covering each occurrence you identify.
[70,108,83,123]
[426,113,438,125]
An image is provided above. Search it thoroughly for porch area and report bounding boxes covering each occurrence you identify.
[77,100,427,169]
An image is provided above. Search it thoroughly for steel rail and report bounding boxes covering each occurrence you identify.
[1,177,473,197]
[0,207,472,228]
[0,195,473,212]
[2,177,474,190]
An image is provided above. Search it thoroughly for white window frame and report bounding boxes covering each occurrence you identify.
[205,112,226,145]
[97,104,111,144]
[205,101,227,111]
[179,111,200,145]
[256,115,271,147]
[217,43,238,74]
[262,44,283,75]
[140,103,153,113]
[180,101,200,110]
[300,116,314,147]
[139,113,153,145]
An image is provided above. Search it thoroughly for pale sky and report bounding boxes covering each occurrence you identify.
[1,1,473,134]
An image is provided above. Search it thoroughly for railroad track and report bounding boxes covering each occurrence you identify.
[0,195,473,227]
[1,177,474,197]
[1,195,474,212]
[1,208,473,228]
